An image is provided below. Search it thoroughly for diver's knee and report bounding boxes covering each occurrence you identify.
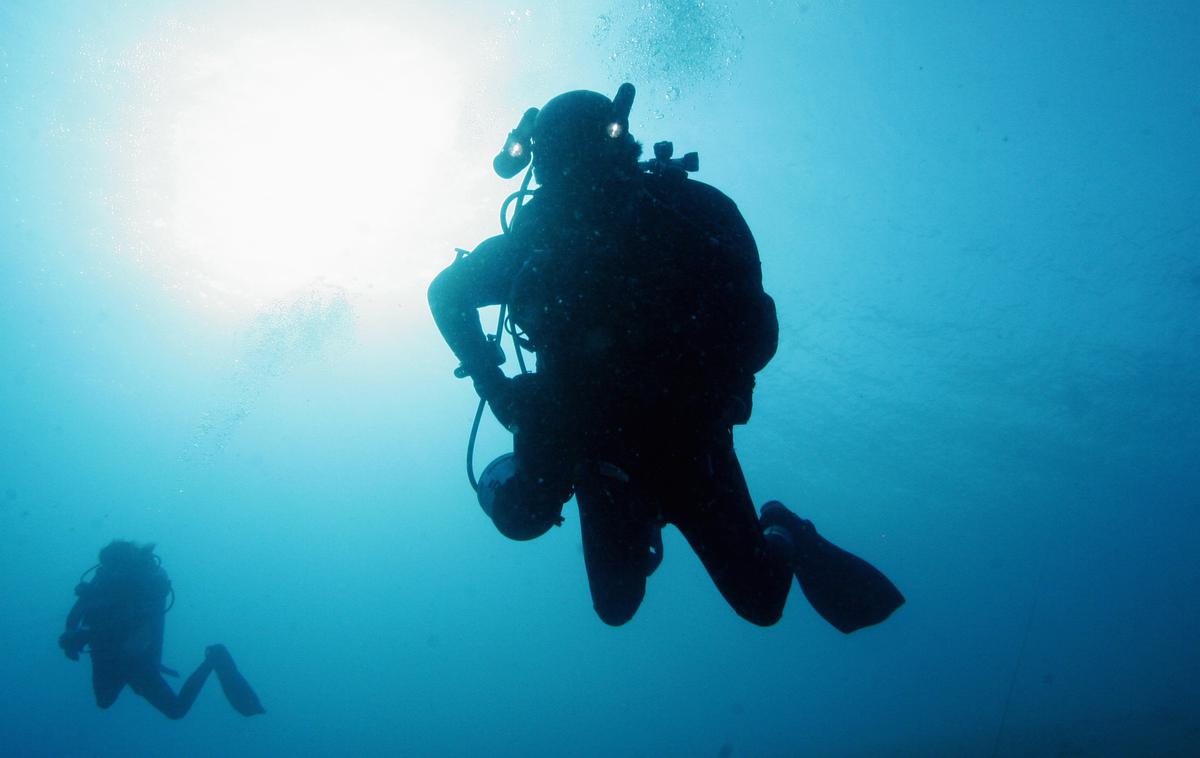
[594,603,637,627]
[731,595,785,627]
[741,606,784,627]
[593,591,644,627]
[93,682,121,710]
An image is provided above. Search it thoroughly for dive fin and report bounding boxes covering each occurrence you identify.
[792,524,905,634]
[761,501,904,634]
[206,644,266,716]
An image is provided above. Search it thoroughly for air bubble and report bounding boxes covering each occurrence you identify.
[593,1,743,94]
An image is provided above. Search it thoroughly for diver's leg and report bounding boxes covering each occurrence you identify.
[665,432,793,626]
[129,659,214,720]
[205,644,266,716]
[90,655,125,709]
[574,469,655,626]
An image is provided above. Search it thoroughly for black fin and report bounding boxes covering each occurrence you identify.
[793,529,905,634]
[206,645,266,716]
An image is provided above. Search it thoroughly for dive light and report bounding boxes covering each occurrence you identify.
[493,107,539,179]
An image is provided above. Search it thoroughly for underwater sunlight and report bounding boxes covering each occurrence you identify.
[1,1,1197,756]
[115,12,477,313]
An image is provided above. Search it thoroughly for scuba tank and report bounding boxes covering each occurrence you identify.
[465,82,698,522]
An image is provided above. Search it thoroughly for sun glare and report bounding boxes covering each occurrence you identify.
[129,17,474,309]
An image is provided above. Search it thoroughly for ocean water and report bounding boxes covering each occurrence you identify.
[2,1,1197,756]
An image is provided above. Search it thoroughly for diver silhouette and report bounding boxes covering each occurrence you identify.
[59,540,265,718]
[429,83,904,631]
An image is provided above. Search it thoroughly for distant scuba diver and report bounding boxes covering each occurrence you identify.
[428,83,904,631]
[59,540,265,719]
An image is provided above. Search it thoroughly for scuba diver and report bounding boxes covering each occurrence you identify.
[428,83,904,631]
[59,540,265,719]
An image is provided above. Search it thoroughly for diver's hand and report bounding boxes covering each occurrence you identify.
[476,370,545,432]
[59,631,82,661]
[470,364,507,401]
[471,366,519,430]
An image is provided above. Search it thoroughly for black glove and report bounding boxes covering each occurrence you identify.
[59,631,83,661]
[473,367,546,432]
[470,365,518,430]
[470,363,506,400]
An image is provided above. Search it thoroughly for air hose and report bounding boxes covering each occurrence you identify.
[466,166,535,492]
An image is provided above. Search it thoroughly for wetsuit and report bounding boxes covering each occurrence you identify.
[62,563,213,719]
[430,171,794,625]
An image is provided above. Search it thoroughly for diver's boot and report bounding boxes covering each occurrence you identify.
[760,501,905,634]
[205,644,266,716]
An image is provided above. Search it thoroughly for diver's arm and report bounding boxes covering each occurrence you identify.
[687,183,778,377]
[64,595,87,632]
[427,234,519,382]
[724,206,778,375]
[59,590,92,659]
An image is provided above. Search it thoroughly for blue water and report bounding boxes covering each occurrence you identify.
[2,2,1197,755]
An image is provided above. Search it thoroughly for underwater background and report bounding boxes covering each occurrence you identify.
[2,1,1197,755]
